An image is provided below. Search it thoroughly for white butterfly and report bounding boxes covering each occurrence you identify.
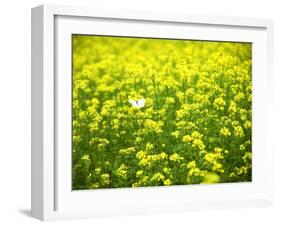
[128,98,146,108]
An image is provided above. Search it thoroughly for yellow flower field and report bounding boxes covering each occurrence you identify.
[72,35,252,189]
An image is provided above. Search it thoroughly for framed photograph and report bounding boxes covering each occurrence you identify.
[31,4,274,221]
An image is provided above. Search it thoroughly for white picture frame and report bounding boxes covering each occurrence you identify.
[31,4,274,221]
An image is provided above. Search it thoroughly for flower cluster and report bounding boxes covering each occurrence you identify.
[72,35,252,189]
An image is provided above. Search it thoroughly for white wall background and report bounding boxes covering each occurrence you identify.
[0,0,280,225]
